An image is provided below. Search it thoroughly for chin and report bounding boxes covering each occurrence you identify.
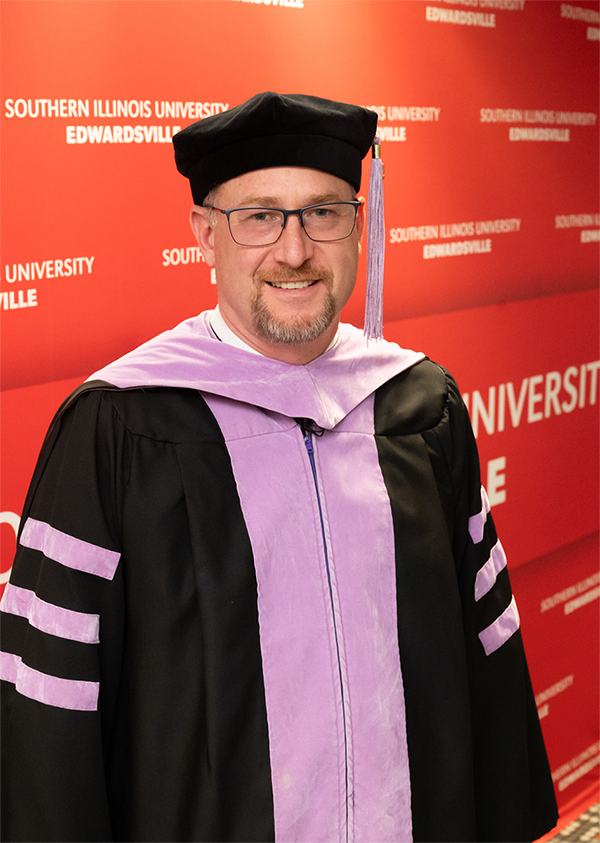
[252,296,336,345]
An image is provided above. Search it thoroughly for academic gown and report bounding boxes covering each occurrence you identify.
[1,312,558,843]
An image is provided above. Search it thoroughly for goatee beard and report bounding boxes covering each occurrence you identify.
[251,266,336,345]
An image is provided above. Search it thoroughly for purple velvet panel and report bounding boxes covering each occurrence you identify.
[20,518,120,580]
[478,595,521,656]
[1,583,100,644]
[474,541,508,602]
[468,485,490,545]
[203,392,412,843]
[0,652,99,711]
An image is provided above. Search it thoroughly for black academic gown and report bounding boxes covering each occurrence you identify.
[1,316,557,843]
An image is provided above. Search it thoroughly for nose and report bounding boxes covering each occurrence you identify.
[272,212,314,267]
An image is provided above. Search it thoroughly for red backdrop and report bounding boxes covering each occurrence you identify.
[2,0,599,827]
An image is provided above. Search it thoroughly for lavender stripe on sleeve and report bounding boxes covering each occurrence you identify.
[474,541,507,602]
[478,596,520,656]
[0,651,20,684]
[20,518,120,580]
[0,652,99,711]
[468,486,490,545]
[1,584,100,644]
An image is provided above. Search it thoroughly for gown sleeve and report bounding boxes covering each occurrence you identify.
[434,370,558,842]
[1,386,129,842]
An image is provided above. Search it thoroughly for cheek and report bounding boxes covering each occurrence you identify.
[213,229,243,272]
[332,254,359,307]
[338,243,360,281]
[340,243,360,304]
[215,243,265,295]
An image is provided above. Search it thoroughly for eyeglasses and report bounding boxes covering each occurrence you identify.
[205,201,361,247]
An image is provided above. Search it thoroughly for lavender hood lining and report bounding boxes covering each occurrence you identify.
[88,312,424,430]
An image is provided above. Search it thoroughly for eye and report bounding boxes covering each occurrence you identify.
[235,208,280,225]
[305,205,337,221]
[251,209,282,224]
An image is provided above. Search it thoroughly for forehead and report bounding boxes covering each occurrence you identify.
[216,166,356,207]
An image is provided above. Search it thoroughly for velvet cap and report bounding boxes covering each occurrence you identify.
[173,92,378,203]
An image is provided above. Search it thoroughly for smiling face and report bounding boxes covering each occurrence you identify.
[190,167,364,364]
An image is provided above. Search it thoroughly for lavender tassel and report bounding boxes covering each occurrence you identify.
[364,135,385,341]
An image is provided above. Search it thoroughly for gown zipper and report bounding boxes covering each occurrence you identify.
[298,419,350,843]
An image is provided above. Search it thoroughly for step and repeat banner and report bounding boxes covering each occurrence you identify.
[2,0,599,823]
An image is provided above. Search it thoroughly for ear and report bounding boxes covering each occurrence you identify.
[356,196,366,255]
[190,205,216,267]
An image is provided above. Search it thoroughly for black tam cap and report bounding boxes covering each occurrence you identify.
[173,92,377,204]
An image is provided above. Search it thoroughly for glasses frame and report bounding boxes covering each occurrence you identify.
[205,200,362,246]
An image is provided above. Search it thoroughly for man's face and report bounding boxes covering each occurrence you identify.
[190,167,364,363]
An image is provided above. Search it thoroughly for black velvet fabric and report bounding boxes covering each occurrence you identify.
[173,92,377,203]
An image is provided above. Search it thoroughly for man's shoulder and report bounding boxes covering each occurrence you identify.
[58,381,221,444]
[374,358,463,435]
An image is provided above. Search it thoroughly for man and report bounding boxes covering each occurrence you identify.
[1,93,557,843]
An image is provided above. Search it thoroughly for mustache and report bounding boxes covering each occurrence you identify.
[254,264,333,286]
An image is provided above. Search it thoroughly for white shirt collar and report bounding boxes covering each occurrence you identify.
[209,304,340,357]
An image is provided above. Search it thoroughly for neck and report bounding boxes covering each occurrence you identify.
[213,306,339,364]
[257,332,337,365]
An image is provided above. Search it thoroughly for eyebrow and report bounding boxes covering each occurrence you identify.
[233,192,351,208]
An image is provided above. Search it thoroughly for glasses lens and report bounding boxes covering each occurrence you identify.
[302,203,357,242]
[226,203,358,246]
[228,208,285,246]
